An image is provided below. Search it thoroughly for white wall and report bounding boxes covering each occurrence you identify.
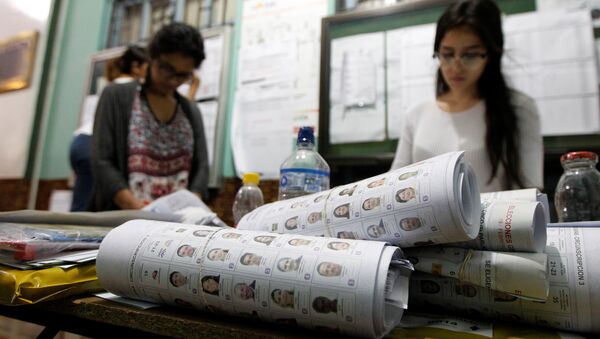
[0,0,53,178]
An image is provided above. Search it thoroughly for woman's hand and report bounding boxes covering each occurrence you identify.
[114,189,145,210]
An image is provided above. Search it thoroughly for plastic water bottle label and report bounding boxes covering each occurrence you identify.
[280,168,330,193]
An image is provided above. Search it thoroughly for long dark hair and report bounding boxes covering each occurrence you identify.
[434,0,524,189]
[116,45,148,74]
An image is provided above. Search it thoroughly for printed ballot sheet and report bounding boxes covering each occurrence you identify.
[238,151,481,248]
[403,246,549,301]
[407,226,600,335]
[96,220,413,338]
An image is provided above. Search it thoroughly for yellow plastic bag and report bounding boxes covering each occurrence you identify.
[0,264,102,305]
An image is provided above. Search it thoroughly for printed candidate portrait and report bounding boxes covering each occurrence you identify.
[313,195,326,203]
[239,252,263,266]
[326,241,350,251]
[366,219,387,238]
[338,185,357,197]
[174,298,193,307]
[288,238,311,246]
[169,271,187,287]
[222,232,242,239]
[312,296,338,314]
[176,244,196,258]
[400,217,422,231]
[367,178,386,189]
[395,187,416,203]
[419,280,440,294]
[277,256,302,273]
[193,229,213,237]
[361,197,381,211]
[398,171,418,181]
[337,231,356,239]
[317,261,343,277]
[412,240,434,247]
[285,216,299,230]
[200,275,220,296]
[253,235,275,246]
[493,291,518,302]
[290,200,308,209]
[270,289,295,309]
[333,203,350,219]
[307,211,322,224]
[234,281,256,301]
[455,284,478,298]
[207,248,229,261]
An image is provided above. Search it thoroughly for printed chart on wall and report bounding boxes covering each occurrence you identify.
[329,32,386,144]
[231,0,328,179]
[502,9,600,136]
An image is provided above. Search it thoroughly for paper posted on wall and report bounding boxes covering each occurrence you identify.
[143,189,229,228]
[403,246,548,301]
[96,220,414,338]
[238,151,481,248]
[407,226,600,335]
[452,188,548,253]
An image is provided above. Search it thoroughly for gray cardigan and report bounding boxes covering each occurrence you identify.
[89,81,209,211]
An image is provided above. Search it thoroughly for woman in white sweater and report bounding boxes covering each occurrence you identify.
[391,0,543,192]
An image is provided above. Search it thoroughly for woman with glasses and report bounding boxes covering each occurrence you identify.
[90,23,209,210]
[391,0,543,192]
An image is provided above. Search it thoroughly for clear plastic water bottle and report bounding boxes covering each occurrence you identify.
[554,151,600,222]
[278,127,330,200]
[232,172,264,226]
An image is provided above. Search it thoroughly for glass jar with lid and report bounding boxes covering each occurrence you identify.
[554,151,600,222]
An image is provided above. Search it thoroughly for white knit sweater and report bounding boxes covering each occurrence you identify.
[391,90,543,192]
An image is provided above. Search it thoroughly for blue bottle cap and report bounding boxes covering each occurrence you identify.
[297,126,315,145]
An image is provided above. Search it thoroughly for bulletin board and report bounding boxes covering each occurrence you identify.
[317,0,541,165]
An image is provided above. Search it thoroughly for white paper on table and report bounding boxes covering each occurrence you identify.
[386,24,437,139]
[96,220,413,338]
[329,32,386,144]
[95,292,161,309]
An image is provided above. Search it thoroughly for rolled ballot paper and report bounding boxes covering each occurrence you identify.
[407,226,600,334]
[96,220,414,338]
[238,151,481,248]
[481,188,550,224]
[403,246,548,300]
[452,188,549,252]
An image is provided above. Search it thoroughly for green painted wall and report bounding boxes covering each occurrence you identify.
[39,0,111,179]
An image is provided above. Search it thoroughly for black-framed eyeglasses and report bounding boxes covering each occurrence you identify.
[433,51,488,69]
[155,59,194,83]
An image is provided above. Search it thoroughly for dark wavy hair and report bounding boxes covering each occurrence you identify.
[116,45,148,74]
[434,0,524,189]
[148,23,205,67]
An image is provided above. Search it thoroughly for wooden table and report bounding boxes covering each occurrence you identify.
[0,295,338,339]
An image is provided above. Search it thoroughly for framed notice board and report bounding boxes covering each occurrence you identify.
[318,0,535,172]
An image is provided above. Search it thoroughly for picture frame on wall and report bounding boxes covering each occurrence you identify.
[0,30,39,94]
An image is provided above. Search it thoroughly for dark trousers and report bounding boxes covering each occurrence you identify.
[69,134,93,211]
